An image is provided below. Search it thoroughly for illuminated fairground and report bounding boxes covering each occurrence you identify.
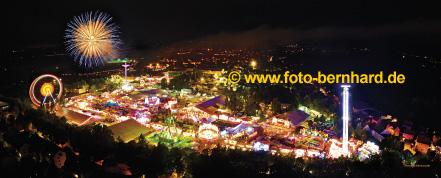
[53,64,380,159]
[4,5,441,177]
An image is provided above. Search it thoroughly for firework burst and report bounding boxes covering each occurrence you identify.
[65,11,121,68]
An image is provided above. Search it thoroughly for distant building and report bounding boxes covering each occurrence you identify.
[195,95,226,116]
[369,124,385,142]
[385,123,400,137]
[415,134,431,155]
[181,88,192,95]
[271,110,310,128]
[363,124,370,132]
[402,120,413,131]
[371,116,381,125]
[280,103,292,111]
[371,130,384,142]
[381,115,392,120]
[380,129,391,135]
[56,108,93,126]
[402,129,416,140]
[72,88,86,94]
[403,141,416,155]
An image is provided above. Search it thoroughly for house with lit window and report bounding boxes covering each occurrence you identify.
[415,134,431,155]
[367,124,385,142]
[371,116,381,125]
[271,110,310,128]
[403,141,416,155]
[385,123,400,137]
[402,129,416,141]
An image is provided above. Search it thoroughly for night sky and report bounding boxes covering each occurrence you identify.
[1,0,441,133]
[4,0,441,54]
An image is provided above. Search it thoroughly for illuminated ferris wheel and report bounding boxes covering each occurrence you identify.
[29,74,63,106]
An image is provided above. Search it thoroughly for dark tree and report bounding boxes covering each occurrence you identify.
[271,98,281,115]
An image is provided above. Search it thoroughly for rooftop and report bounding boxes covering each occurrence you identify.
[195,95,226,115]
[126,89,167,100]
[56,108,92,126]
[403,129,416,136]
[416,134,431,145]
[403,120,414,127]
[109,119,151,142]
[275,110,309,127]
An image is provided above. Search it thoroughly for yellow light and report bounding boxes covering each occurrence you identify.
[40,83,55,96]
[251,61,256,67]
[73,20,113,59]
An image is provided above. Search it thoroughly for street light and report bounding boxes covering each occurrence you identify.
[251,60,256,68]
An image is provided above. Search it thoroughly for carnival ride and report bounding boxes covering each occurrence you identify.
[29,74,63,106]
[142,114,194,148]
[198,123,220,141]
[159,114,180,143]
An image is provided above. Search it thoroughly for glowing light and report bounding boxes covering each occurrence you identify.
[137,117,150,124]
[341,85,350,155]
[121,82,133,91]
[219,114,228,120]
[247,126,254,133]
[65,11,121,68]
[358,141,380,160]
[145,96,160,106]
[295,149,306,158]
[40,83,55,96]
[253,141,269,152]
[251,60,256,68]
[165,99,177,109]
[329,141,343,158]
[198,124,219,140]
[77,102,88,109]
[122,62,130,85]
[307,149,320,157]
[119,116,129,121]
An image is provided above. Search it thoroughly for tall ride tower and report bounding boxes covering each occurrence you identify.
[122,62,130,86]
[341,85,351,155]
[121,61,131,90]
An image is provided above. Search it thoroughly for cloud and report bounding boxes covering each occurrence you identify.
[158,19,441,50]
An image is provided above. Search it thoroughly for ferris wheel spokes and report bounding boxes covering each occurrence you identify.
[41,90,57,106]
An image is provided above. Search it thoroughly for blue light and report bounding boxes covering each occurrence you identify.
[253,141,269,152]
